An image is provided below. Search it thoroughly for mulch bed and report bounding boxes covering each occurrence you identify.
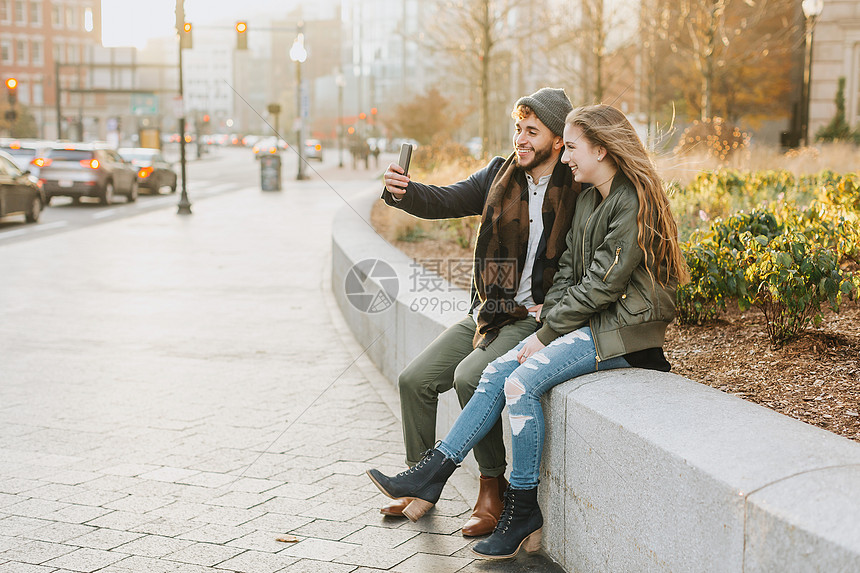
[666,302,860,443]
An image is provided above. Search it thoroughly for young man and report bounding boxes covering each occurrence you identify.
[379,87,579,536]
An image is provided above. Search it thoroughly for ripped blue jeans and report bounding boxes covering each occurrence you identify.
[437,327,629,489]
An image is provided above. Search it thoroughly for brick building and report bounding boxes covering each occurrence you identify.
[0,0,102,139]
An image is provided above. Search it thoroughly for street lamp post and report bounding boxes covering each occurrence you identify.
[801,0,824,147]
[268,103,281,137]
[175,0,192,214]
[289,25,308,181]
[335,72,345,168]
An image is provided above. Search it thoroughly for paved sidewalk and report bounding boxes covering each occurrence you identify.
[0,162,563,572]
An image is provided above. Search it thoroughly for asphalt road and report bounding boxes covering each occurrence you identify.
[0,145,347,246]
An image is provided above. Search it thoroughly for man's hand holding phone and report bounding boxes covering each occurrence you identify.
[384,163,410,197]
[385,142,413,198]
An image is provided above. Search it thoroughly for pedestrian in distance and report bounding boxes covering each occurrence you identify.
[368,104,689,559]
[378,87,580,537]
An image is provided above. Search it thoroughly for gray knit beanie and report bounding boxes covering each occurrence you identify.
[515,87,572,137]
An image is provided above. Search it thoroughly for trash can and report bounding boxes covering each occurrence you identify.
[260,154,282,191]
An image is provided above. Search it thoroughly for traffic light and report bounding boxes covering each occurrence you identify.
[236,22,248,50]
[5,77,17,106]
[175,0,184,32]
[180,22,192,49]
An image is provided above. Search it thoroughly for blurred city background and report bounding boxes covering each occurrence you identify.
[0,0,855,156]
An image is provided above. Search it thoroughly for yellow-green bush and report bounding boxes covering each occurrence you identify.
[676,190,860,344]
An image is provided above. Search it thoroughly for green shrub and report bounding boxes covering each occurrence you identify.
[676,237,744,324]
[675,208,780,324]
[815,77,860,144]
[397,225,429,242]
[711,208,783,251]
[441,216,479,250]
[669,168,860,240]
[778,201,860,263]
[739,231,855,346]
[816,172,860,214]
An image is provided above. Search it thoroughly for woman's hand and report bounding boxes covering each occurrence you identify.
[527,304,543,322]
[517,334,546,364]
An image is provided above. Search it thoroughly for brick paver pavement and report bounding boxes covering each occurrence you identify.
[0,156,564,572]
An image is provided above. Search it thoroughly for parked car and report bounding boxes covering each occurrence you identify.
[38,144,138,205]
[118,148,178,194]
[0,149,45,223]
[252,137,288,158]
[0,139,52,176]
[304,139,323,161]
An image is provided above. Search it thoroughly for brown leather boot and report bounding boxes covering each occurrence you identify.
[380,497,415,517]
[461,474,509,537]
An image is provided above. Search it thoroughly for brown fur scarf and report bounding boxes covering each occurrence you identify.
[472,153,578,349]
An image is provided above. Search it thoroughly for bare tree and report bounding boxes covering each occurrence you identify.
[541,0,639,105]
[657,0,799,121]
[420,0,528,156]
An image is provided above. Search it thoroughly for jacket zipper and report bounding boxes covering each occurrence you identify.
[590,317,601,370]
[583,199,602,370]
[581,208,598,279]
[603,247,622,281]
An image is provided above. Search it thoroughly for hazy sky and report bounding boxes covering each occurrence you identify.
[101,0,299,48]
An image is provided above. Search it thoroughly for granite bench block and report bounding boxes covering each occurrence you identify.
[333,190,860,572]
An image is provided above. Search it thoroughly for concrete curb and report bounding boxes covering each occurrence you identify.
[331,189,860,572]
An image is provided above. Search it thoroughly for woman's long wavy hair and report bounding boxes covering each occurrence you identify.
[566,104,689,286]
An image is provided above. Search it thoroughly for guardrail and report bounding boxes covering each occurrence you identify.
[331,188,860,572]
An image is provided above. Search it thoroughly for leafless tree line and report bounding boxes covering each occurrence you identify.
[395,0,801,153]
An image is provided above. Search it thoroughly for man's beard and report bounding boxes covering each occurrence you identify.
[516,143,554,171]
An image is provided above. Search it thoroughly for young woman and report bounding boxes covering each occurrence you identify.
[367,104,688,559]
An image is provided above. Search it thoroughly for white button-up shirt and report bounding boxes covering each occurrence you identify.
[514,172,550,315]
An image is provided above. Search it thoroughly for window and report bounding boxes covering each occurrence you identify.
[32,79,43,104]
[0,0,10,23]
[31,39,42,64]
[52,2,62,28]
[65,4,74,29]
[14,0,24,24]
[0,40,10,63]
[46,149,93,161]
[29,1,41,26]
[17,79,28,104]
[16,38,27,64]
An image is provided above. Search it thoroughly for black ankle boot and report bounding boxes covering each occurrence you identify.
[471,487,543,559]
[367,449,458,521]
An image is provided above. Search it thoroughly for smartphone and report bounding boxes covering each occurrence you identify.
[398,143,413,176]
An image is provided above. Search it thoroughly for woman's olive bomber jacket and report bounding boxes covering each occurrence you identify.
[536,172,677,364]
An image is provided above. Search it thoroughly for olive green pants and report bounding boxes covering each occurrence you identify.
[398,314,539,477]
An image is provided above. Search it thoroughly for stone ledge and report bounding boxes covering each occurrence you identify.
[331,189,860,572]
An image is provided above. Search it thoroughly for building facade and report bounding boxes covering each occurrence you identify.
[809,0,860,136]
[0,0,102,139]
